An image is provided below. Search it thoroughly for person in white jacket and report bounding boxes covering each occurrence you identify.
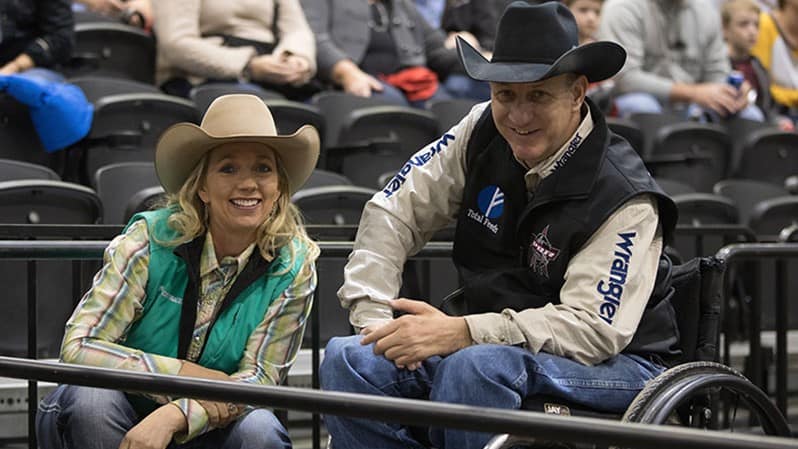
[320,2,681,449]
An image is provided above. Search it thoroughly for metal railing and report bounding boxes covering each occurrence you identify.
[716,242,798,416]
[0,356,795,449]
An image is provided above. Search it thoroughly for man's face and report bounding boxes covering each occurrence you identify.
[490,74,586,167]
[724,9,760,53]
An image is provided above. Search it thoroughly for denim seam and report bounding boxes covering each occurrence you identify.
[530,365,647,390]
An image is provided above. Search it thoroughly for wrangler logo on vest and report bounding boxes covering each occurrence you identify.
[597,232,636,325]
[158,286,182,305]
[466,185,503,234]
[382,133,455,198]
[528,225,559,278]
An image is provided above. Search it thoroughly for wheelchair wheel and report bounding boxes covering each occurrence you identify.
[622,361,790,437]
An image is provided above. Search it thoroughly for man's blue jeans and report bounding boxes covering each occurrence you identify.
[321,335,665,449]
[36,385,291,449]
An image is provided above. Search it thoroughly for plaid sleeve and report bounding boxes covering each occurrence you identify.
[60,220,184,394]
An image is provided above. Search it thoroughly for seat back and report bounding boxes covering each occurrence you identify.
[190,82,285,114]
[0,159,60,181]
[83,93,198,182]
[303,169,353,190]
[748,196,798,239]
[311,91,395,147]
[628,111,685,157]
[264,100,326,152]
[427,98,478,134]
[734,129,798,186]
[64,22,156,83]
[650,123,730,192]
[292,185,376,225]
[0,93,57,168]
[654,177,695,197]
[0,180,102,357]
[69,75,160,104]
[713,179,789,224]
[607,117,645,156]
[94,161,160,224]
[124,186,166,222]
[673,193,740,225]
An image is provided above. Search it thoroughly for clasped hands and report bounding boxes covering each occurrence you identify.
[247,52,312,86]
[360,298,472,370]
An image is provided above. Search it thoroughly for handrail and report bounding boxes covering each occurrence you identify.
[716,243,798,416]
[0,356,794,449]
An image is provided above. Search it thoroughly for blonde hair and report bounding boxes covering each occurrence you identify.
[722,0,761,26]
[156,148,319,274]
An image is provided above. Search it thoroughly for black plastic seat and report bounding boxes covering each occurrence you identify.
[673,193,739,225]
[628,111,686,157]
[303,169,353,190]
[713,179,789,224]
[190,82,285,115]
[62,22,156,84]
[0,158,59,181]
[732,128,798,186]
[607,117,644,156]
[654,177,695,197]
[0,93,59,169]
[124,186,166,221]
[263,100,326,151]
[748,196,798,239]
[0,180,102,358]
[311,91,395,147]
[94,161,160,224]
[647,122,730,192]
[80,93,198,184]
[69,75,160,104]
[427,98,478,134]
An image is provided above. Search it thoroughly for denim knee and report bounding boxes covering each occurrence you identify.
[225,409,291,449]
[613,92,663,117]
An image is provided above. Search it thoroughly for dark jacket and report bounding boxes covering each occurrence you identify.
[0,0,74,67]
[300,0,460,81]
[441,0,503,51]
[452,99,682,365]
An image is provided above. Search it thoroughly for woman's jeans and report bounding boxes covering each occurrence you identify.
[614,91,765,122]
[321,335,665,449]
[36,385,292,449]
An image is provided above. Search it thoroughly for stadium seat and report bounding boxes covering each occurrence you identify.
[63,22,156,84]
[0,180,102,358]
[0,159,59,181]
[94,161,160,224]
[648,122,730,192]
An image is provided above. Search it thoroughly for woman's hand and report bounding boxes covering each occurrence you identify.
[79,0,125,15]
[118,404,185,449]
[124,0,154,29]
[247,53,311,86]
[177,361,244,428]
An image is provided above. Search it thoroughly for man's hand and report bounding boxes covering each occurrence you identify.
[118,404,185,449]
[690,83,748,117]
[248,54,307,85]
[340,70,383,97]
[360,299,472,368]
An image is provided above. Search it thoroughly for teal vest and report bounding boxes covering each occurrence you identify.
[122,207,306,376]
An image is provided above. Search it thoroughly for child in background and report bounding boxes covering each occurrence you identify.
[723,0,794,129]
[562,0,602,45]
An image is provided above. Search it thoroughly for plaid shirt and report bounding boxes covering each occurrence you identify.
[61,219,316,442]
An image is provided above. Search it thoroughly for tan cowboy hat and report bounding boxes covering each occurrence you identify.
[155,94,320,194]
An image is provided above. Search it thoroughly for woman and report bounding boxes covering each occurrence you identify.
[301,0,488,107]
[36,94,320,449]
[153,0,317,100]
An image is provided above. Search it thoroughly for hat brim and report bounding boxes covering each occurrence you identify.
[457,37,626,84]
[155,123,320,195]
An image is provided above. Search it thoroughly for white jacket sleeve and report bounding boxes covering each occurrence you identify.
[464,195,662,366]
[338,102,490,330]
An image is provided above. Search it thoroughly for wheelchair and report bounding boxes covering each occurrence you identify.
[478,256,792,449]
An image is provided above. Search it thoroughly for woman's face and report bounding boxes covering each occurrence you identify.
[198,143,281,243]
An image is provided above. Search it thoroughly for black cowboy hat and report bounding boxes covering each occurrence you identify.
[457,1,626,84]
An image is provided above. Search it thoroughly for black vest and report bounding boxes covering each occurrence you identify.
[452,99,681,364]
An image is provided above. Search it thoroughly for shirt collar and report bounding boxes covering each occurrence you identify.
[199,231,257,278]
[523,106,594,191]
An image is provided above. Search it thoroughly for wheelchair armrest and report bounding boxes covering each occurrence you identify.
[439,287,466,316]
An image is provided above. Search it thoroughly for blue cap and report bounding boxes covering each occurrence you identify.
[0,72,94,152]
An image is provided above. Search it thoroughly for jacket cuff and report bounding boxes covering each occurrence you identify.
[171,398,209,444]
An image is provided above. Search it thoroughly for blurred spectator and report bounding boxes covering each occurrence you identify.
[0,0,73,80]
[302,0,488,107]
[600,0,765,122]
[73,0,154,30]
[562,0,602,45]
[415,0,502,53]
[751,0,798,123]
[153,0,316,100]
[722,0,794,128]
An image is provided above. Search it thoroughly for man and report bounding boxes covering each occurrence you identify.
[321,3,680,449]
[599,0,764,121]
